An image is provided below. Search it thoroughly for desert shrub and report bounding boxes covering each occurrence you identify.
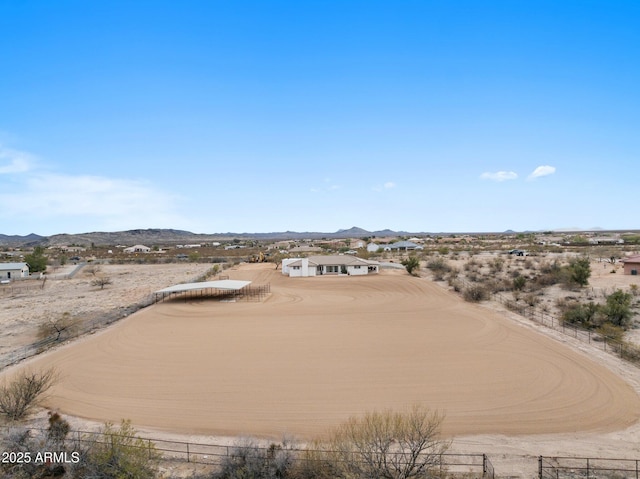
[448,279,463,292]
[463,258,480,272]
[620,342,640,364]
[596,323,625,343]
[288,445,340,479]
[601,289,634,329]
[630,284,639,297]
[560,257,591,288]
[463,285,488,302]
[523,293,541,307]
[0,368,58,421]
[327,405,449,479]
[426,258,450,280]
[561,302,600,329]
[513,275,526,291]
[71,420,160,479]
[483,278,505,294]
[489,257,504,273]
[215,439,295,479]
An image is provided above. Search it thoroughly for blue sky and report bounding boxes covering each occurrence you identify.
[1,1,638,236]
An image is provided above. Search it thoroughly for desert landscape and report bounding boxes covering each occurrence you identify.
[1,256,640,476]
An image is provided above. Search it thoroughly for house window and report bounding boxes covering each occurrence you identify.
[326,265,339,273]
[293,266,300,270]
[354,265,360,269]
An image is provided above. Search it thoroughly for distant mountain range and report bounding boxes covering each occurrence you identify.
[0,227,416,247]
[0,226,627,247]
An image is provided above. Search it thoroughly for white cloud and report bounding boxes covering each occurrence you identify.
[528,165,556,180]
[373,181,397,192]
[480,171,518,182]
[0,171,185,230]
[0,146,34,174]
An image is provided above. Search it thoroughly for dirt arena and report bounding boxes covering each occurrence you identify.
[9,262,639,441]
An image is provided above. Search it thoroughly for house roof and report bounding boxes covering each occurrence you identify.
[155,280,252,295]
[385,241,421,249]
[621,255,640,264]
[0,262,29,271]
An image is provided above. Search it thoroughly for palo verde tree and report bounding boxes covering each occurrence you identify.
[24,246,48,273]
[601,289,634,328]
[561,256,591,288]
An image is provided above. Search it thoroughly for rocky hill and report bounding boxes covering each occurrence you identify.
[0,227,417,247]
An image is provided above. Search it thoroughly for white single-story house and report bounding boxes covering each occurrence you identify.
[123,244,151,253]
[282,255,380,277]
[588,237,624,245]
[0,262,30,281]
[367,243,381,253]
[383,241,423,251]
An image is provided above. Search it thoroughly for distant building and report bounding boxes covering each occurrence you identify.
[367,243,381,253]
[0,262,30,281]
[621,255,640,275]
[383,241,423,252]
[588,237,624,245]
[123,245,151,253]
[282,255,379,277]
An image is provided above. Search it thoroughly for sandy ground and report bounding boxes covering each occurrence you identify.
[3,263,640,477]
[0,263,214,361]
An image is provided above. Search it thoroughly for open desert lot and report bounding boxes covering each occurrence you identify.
[6,262,640,442]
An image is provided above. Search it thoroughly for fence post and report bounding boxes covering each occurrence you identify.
[187,442,190,463]
[586,457,589,479]
[538,456,542,479]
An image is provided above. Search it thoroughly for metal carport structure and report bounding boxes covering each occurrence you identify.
[153,280,252,303]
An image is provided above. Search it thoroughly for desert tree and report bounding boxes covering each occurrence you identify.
[401,256,421,276]
[91,275,113,290]
[38,311,79,341]
[0,367,58,421]
[601,289,634,329]
[568,257,592,287]
[23,246,48,273]
[328,405,449,479]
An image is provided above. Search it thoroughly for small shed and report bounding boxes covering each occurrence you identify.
[621,255,640,275]
[0,262,30,281]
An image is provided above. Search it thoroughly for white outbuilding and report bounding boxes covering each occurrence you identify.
[0,262,30,281]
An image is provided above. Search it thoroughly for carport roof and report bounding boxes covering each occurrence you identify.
[155,280,251,295]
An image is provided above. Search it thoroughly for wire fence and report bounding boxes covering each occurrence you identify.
[0,295,155,370]
[0,425,493,477]
[540,455,640,479]
[452,277,640,366]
